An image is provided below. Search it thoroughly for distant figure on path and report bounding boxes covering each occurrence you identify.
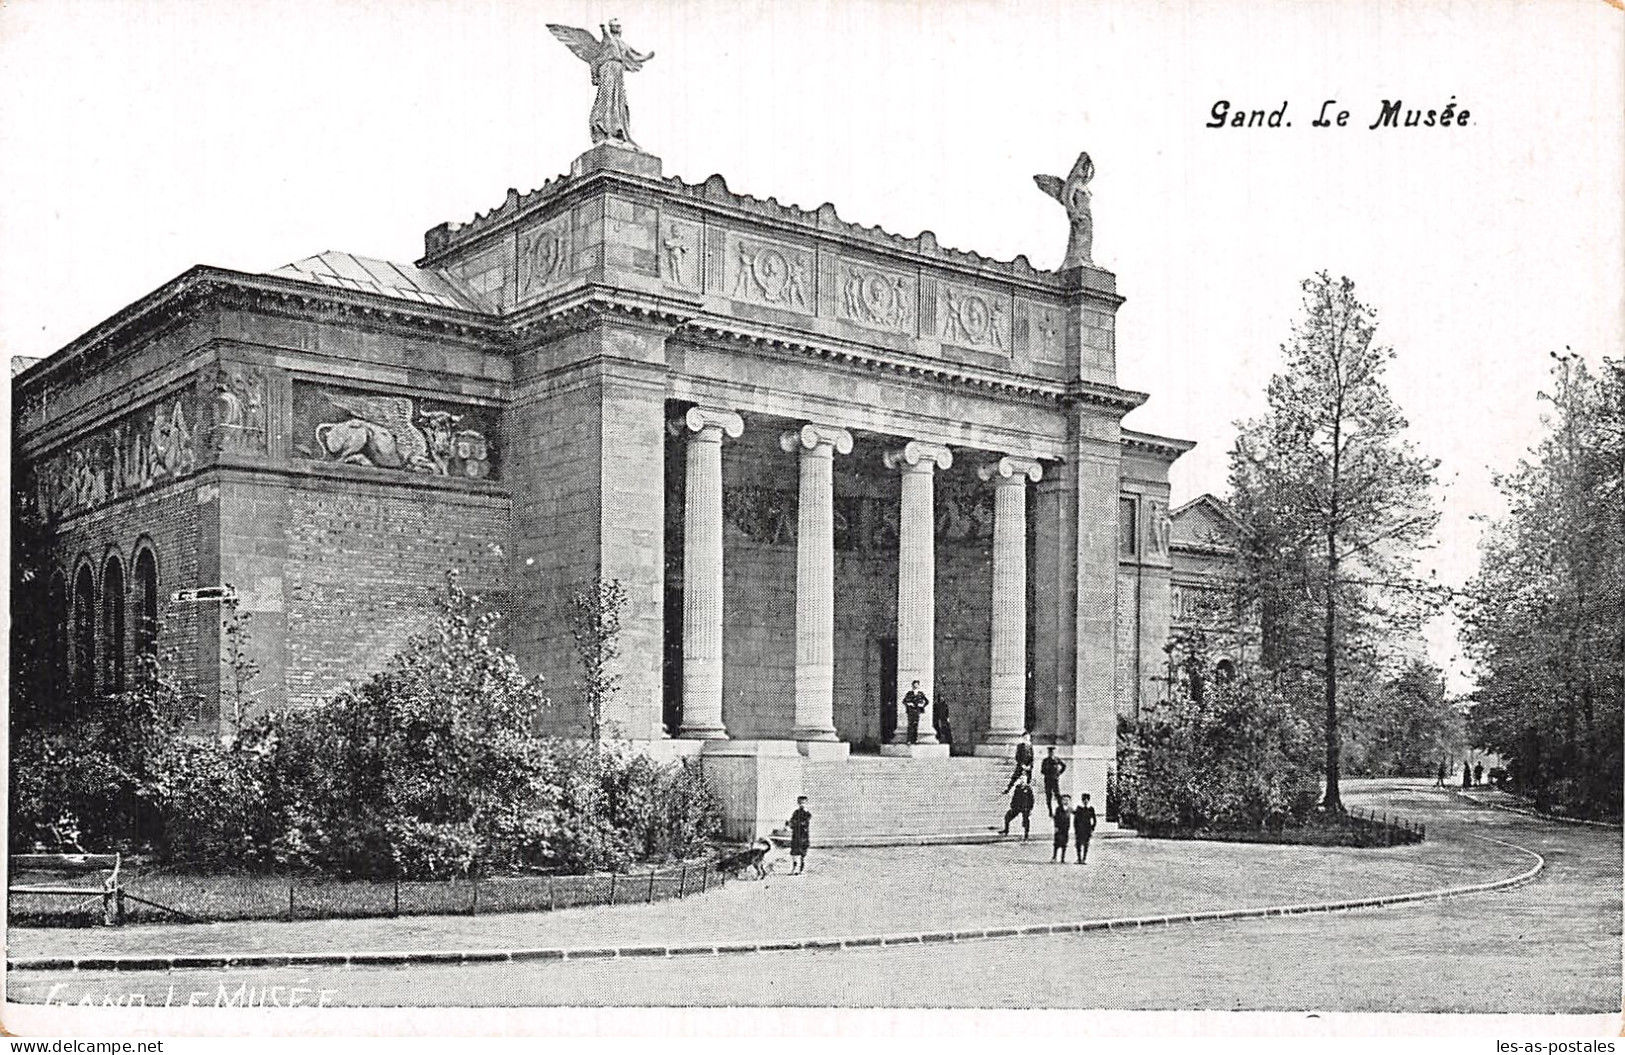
[1051,794,1074,863]
[901,681,930,745]
[1005,731,1036,792]
[1462,760,1472,789]
[1434,760,1446,787]
[1473,762,1484,787]
[1040,746,1068,813]
[787,796,812,875]
[1003,777,1035,839]
[1074,793,1098,864]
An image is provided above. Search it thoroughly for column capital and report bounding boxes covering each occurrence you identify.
[978,456,1044,485]
[883,440,953,474]
[683,406,744,440]
[779,422,853,458]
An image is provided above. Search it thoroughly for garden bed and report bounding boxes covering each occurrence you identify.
[1132,809,1425,849]
[8,857,728,929]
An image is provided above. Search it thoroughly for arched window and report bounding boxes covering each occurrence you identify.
[72,564,95,702]
[103,555,126,694]
[134,548,159,670]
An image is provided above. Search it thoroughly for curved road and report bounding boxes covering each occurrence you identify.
[7,781,1619,1013]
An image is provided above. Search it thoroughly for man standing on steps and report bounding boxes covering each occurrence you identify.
[901,680,930,745]
[1051,794,1074,863]
[1004,731,1035,793]
[1040,746,1068,813]
[1074,792,1098,864]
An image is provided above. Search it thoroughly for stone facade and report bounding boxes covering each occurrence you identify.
[14,142,1198,838]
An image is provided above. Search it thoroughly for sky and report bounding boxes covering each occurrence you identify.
[2,0,1620,693]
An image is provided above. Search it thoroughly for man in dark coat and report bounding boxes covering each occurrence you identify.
[1051,794,1073,863]
[787,796,812,875]
[1040,746,1068,813]
[1473,762,1484,787]
[1003,776,1035,839]
[1004,732,1036,792]
[901,681,929,745]
[1073,792,1098,864]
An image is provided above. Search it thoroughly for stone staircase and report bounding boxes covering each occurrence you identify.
[797,755,1021,846]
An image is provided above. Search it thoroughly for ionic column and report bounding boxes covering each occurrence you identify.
[780,423,854,742]
[679,406,744,739]
[883,440,954,745]
[979,456,1043,748]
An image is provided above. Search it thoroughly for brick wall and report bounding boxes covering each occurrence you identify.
[45,479,208,719]
[280,478,509,709]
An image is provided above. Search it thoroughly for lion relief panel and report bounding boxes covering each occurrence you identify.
[292,383,499,481]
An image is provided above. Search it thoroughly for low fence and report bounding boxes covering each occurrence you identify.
[1343,805,1425,846]
[8,858,730,928]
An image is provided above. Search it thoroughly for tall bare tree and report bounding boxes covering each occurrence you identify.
[1229,273,1440,812]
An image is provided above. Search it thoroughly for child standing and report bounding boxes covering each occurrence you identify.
[1051,794,1073,863]
[787,795,812,875]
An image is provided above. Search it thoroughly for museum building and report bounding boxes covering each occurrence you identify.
[13,139,1226,842]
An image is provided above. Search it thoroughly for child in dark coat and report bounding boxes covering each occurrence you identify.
[1003,777,1035,839]
[1051,795,1073,863]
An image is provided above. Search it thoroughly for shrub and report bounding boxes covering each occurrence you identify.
[1118,663,1319,832]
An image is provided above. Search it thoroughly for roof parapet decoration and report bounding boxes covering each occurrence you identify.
[425,165,1112,291]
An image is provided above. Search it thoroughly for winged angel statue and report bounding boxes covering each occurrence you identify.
[1033,152,1095,269]
[548,20,655,150]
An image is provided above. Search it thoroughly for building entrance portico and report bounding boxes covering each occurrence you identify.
[662,404,1044,763]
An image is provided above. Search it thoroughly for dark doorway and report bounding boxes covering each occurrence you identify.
[877,636,897,744]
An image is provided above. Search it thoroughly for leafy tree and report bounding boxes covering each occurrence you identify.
[1228,273,1440,811]
[1459,353,1623,818]
[1343,657,1464,777]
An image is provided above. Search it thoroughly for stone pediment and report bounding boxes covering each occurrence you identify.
[1170,494,1241,551]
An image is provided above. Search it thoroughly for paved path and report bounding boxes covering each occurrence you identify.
[9,782,1517,963]
[8,781,1618,1012]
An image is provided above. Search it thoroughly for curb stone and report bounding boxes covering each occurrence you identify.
[1455,789,1622,831]
[7,833,1545,974]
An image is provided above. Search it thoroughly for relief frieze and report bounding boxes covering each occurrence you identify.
[839,261,915,334]
[724,233,814,314]
[661,218,702,291]
[938,281,1011,354]
[34,386,200,519]
[517,214,572,301]
[293,383,498,481]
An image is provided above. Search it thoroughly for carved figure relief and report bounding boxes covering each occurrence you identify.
[519,217,571,298]
[1022,300,1063,362]
[1147,500,1172,558]
[210,365,267,454]
[723,484,796,544]
[662,220,700,289]
[36,389,199,519]
[841,265,914,333]
[725,235,814,314]
[934,477,996,542]
[294,384,497,480]
[940,284,1009,352]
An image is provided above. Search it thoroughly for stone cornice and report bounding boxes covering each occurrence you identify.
[420,161,1121,296]
[1120,427,1197,459]
[507,286,698,343]
[14,267,505,397]
[680,316,1072,404]
[1065,379,1150,414]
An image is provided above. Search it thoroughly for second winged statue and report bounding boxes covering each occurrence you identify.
[547,20,654,151]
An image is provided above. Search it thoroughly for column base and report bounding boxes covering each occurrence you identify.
[797,740,851,760]
[677,726,730,740]
[880,742,951,759]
